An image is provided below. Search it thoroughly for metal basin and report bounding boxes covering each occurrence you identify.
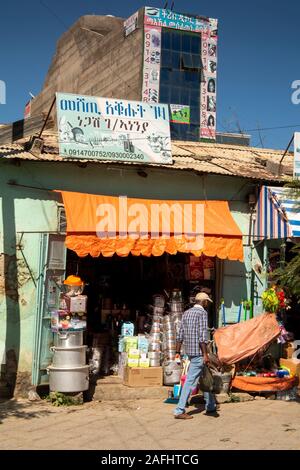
[51,345,87,368]
[48,365,89,392]
[54,330,83,348]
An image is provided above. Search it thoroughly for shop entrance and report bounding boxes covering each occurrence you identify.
[65,250,218,337]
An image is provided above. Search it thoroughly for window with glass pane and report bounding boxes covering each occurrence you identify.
[159,28,202,141]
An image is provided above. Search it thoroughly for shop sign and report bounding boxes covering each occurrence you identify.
[124,11,139,37]
[142,25,161,103]
[56,92,172,164]
[170,104,190,124]
[294,132,300,178]
[144,7,214,34]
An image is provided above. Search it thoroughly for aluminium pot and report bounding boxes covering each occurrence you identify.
[51,345,87,368]
[54,330,83,348]
[164,351,176,361]
[48,365,89,392]
[149,358,161,367]
[148,351,161,360]
[148,342,161,352]
[152,306,165,315]
[149,332,161,342]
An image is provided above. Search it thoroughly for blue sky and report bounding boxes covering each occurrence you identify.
[0,0,299,149]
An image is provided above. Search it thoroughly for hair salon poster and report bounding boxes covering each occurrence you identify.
[200,18,218,141]
[142,25,161,103]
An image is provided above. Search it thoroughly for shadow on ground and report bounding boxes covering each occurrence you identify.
[0,399,52,425]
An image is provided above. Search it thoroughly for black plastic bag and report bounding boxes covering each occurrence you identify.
[198,364,214,392]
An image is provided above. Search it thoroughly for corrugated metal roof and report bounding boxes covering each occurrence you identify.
[0,130,293,181]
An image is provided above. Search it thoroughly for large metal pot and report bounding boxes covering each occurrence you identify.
[153,295,165,308]
[51,345,87,368]
[169,303,184,313]
[148,351,161,360]
[148,342,161,352]
[163,360,182,385]
[152,306,165,315]
[149,358,161,367]
[149,332,161,342]
[48,365,89,392]
[163,340,176,351]
[54,330,83,348]
[164,351,176,361]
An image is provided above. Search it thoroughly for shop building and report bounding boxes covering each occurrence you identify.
[31,7,219,142]
[0,129,294,396]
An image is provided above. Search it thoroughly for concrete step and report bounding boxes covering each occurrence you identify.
[90,376,172,401]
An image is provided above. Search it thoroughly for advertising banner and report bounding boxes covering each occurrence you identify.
[124,11,139,37]
[170,104,190,124]
[294,132,300,178]
[144,7,213,33]
[56,92,172,164]
[142,25,161,103]
[200,18,218,140]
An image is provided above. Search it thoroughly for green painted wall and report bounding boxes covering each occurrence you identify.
[0,159,258,379]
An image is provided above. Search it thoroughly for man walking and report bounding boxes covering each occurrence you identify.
[174,292,217,419]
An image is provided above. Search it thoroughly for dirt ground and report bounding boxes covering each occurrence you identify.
[0,397,300,450]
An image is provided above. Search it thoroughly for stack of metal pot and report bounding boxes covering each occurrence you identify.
[48,330,89,393]
[48,276,89,393]
[162,315,177,361]
[147,295,165,366]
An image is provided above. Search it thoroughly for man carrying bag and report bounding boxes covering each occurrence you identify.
[174,292,218,419]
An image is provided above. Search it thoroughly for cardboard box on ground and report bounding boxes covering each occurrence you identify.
[123,367,163,387]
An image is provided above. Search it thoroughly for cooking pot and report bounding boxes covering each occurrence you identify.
[169,303,184,313]
[163,360,182,385]
[153,295,165,308]
[164,351,176,361]
[51,345,87,368]
[54,330,83,348]
[163,341,176,351]
[48,365,89,392]
[149,358,161,367]
[149,332,161,341]
[148,342,161,352]
[152,306,165,315]
[148,351,161,360]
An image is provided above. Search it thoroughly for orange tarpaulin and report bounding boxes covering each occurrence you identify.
[214,313,281,365]
[60,190,244,260]
[232,376,298,392]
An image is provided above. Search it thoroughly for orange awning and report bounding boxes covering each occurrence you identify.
[60,191,244,260]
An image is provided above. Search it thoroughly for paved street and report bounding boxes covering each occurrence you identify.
[0,397,300,450]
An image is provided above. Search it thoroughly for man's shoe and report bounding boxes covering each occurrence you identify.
[174,413,194,420]
[204,410,219,417]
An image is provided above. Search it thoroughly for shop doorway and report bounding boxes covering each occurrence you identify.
[65,250,218,337]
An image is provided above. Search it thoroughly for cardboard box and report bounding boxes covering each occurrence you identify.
[280,358,300,382]
[282,342,296,359]
[123,366,162,387]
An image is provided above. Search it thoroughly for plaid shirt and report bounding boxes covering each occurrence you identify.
[177,305,208,356]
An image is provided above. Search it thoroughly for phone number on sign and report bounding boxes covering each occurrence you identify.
[66,149,145,160]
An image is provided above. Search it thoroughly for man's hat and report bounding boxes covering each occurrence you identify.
[195,292,213,303]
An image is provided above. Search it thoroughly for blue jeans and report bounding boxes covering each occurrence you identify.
[174,356,216,415]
